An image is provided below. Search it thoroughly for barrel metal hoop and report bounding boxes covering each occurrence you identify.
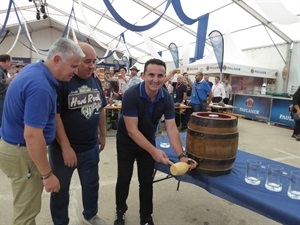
[187,151,236,165]
[189,116,237,127]
[187,129,239,140]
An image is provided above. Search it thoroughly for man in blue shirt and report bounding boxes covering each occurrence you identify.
[114,59,197,225]
[0,38,84,225]
[181,72,212,131]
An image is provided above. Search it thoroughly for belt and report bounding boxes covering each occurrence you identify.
[1,138,26,147]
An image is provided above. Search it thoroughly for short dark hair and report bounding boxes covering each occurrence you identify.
[119,67,127,72]
[144,59,166,73]
[0,54,11,62]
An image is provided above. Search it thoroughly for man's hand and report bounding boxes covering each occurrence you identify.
[62,147,77,167]
[42,174,60,193]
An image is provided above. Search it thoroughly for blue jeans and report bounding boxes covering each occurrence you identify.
[48,144,100,225]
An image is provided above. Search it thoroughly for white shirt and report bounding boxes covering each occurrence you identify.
[212,83,225,98]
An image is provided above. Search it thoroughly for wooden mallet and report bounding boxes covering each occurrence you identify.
[167,159,190,176]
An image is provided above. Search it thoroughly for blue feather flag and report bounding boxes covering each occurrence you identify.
[168,42,179,68]
[208,30,224,73]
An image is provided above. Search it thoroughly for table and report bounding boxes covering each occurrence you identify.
[208,103,237,112]
[154,133,300,225]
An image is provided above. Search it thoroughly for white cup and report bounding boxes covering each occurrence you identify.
[245,159,263,185]
[265,164,287,192]
[287,170,300,200]
[159,131,170,148]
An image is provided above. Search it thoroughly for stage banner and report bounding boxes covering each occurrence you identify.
[208,30,224,73]
[233,94,272,122]
[168,42,179,68]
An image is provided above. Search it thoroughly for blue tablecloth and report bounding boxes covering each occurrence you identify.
[155,133,300,225]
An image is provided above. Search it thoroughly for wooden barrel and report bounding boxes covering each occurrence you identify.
[186,112,238,176]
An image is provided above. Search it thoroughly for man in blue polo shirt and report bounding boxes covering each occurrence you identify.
[181,71,212,131]
[0,38,84,225]
[113,59,197,225]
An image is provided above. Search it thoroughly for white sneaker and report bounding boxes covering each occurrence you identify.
[83,215,106,225]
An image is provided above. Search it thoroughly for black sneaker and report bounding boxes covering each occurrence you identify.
[140,217,154,225]
[114,210,125,225]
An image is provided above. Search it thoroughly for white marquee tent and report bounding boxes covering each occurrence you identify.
[187,32,278,79]
[0,0,299,92]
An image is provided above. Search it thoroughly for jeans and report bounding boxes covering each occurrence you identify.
[115,143,155,220]
[48,144,100,225]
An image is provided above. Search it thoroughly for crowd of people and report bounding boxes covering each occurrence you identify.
[1,37,298,225]
[0,38,197,225]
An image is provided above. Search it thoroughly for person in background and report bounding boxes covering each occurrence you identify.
[0,37,84,225]
[204,74,213,88]
[291,86,300,141]
[212,76,225,103]
[113,67,127,100]
[127,66,142,89]
[165,80,174,95]
[104,70,113,98]
[172,75,187,127]
[172,75,187,105]
[182,72,192,87]
[181,72,212,131]
[114,59,197,225]
[48,43,107,225]
[0,54,14,129]
[224,79,233,104]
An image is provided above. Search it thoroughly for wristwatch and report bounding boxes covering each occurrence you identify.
[178,152,188,160]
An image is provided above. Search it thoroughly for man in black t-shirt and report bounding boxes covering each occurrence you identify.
[48,43,107,225]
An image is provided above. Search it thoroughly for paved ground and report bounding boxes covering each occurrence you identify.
[0,118,299,225]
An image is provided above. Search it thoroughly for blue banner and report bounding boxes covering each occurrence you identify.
[168,43,179,68]
[233,94,272,122]
[208,30,224,72]
[194,13,209,60]
[270,98,294,128]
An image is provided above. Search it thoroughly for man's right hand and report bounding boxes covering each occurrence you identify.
[62,147,77,167]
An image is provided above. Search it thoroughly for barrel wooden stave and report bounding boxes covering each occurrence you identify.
[186,112,238,175]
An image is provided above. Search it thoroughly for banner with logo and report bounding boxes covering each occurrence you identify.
[270,98,294,128]
[233,94,272,122]
[208,30,224,73]
[168,42,179,68]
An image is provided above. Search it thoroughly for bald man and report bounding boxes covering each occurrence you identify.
[48,42,107,225]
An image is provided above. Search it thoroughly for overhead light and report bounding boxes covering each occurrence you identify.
[29,0,32,2]
[40,5,45,14]
[36,11,40,20]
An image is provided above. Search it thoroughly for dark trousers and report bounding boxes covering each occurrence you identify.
[293,118,300,135]
[224,97,230,104]
[212,96,222,103]
[115,143,155,220]
[48,144,100,225]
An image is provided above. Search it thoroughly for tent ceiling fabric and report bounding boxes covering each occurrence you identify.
[0,0,299,62]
